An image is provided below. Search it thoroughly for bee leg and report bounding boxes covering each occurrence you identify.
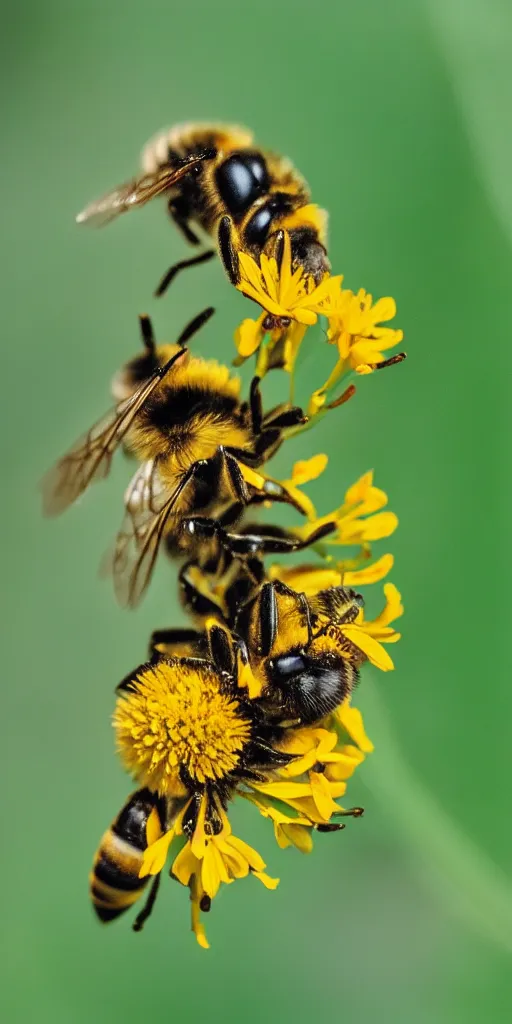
[148,626,204,661]
[154,250,215,298]
[258,582,278,657]
[249,377,263,435]
[215,447,251,504]
[261,406,307,430]
[218,215,241,286]
[178,561,225,622]
[206,622,236,675]
[168,197,201,245]
[132,873,161,933]
[266,579,313,646]
[176,306,215,346]
[138,314,156,353]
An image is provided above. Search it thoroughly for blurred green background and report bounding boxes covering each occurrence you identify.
[3,0,512,1020]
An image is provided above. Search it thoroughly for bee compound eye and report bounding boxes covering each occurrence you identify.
[244,204,273,246]
[272,654,307,680]
[215,153,270,216]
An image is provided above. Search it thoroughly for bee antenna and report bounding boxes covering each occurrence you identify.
[176,306,215,347]
[138,314,156,353]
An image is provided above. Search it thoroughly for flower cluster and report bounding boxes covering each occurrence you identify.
[63,154,405,950]
[233,228,405,425]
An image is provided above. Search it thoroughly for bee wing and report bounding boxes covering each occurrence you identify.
[112,462,193,609]
[76,153,212,227]
[41,350,186,516]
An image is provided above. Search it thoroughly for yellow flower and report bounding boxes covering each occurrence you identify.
[273,469,398,591]
[237,231,340,325]
[342,582,404,671]
[114,660,251,791]
[233,231,341,365]
[326,285,403,371]
[141,793,278,949]
[279,453,328,520]
[247,712,370,834]
[135,697,372,947]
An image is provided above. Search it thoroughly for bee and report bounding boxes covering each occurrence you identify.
[76,122,330,297]
[90,643,297,933]
[41,311,308,607]
[236,579,365,726]
[151,561,365,729]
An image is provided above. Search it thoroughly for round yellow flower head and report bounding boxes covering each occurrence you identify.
[114,659,252,793]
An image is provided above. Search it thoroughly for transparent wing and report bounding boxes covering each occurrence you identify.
[41,350,185,516]
[111,462,195,609]
[76,153,212,227]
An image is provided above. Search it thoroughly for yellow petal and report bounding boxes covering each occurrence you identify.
[260,252,280,302]
[373,582,404,627]
[190,795,208,859]
[294,308,318,326]
[343,553,394,586]
[358,511,398,541]
[226,835,266,873]
[291,453,328,485]
[201,843,222,899]
[238,250,265,291]
[234,316,265,358]
[344,471,374,506]
[170,841,197,886]
[145,806,163,846]
[252,870,280,890]
[369,296,396,324]
[139,830,174,878]
[324,746,365,780]
[310,771,340,820]
[270,565,343,595]
[190,884,210,950]
[280,823,314,854]
[336,704,375,753]
[237,655,263,699]
[342,625,395,671]
[254,781,313,799]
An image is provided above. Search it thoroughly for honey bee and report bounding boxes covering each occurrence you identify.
[151,562,365,729]
[76,122,329,296]
[41,311,308,608]
[90,644,297,932]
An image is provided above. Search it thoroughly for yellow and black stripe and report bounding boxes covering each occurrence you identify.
[90,788,164,924]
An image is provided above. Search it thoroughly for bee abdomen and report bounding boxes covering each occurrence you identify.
[90,788,161,924]
[90,830,149,923]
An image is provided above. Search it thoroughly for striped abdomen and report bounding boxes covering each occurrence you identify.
[90,788,163,923]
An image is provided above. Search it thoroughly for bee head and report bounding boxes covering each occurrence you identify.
[264,640,359,726]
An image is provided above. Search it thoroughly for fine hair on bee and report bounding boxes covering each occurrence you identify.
[150,552,366,731]
[76,122,330,297]
[41,308,311,608]
[233,578,366,726]
[91,640,299,933]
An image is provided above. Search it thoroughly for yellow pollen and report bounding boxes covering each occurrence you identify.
[114,661,251,792]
